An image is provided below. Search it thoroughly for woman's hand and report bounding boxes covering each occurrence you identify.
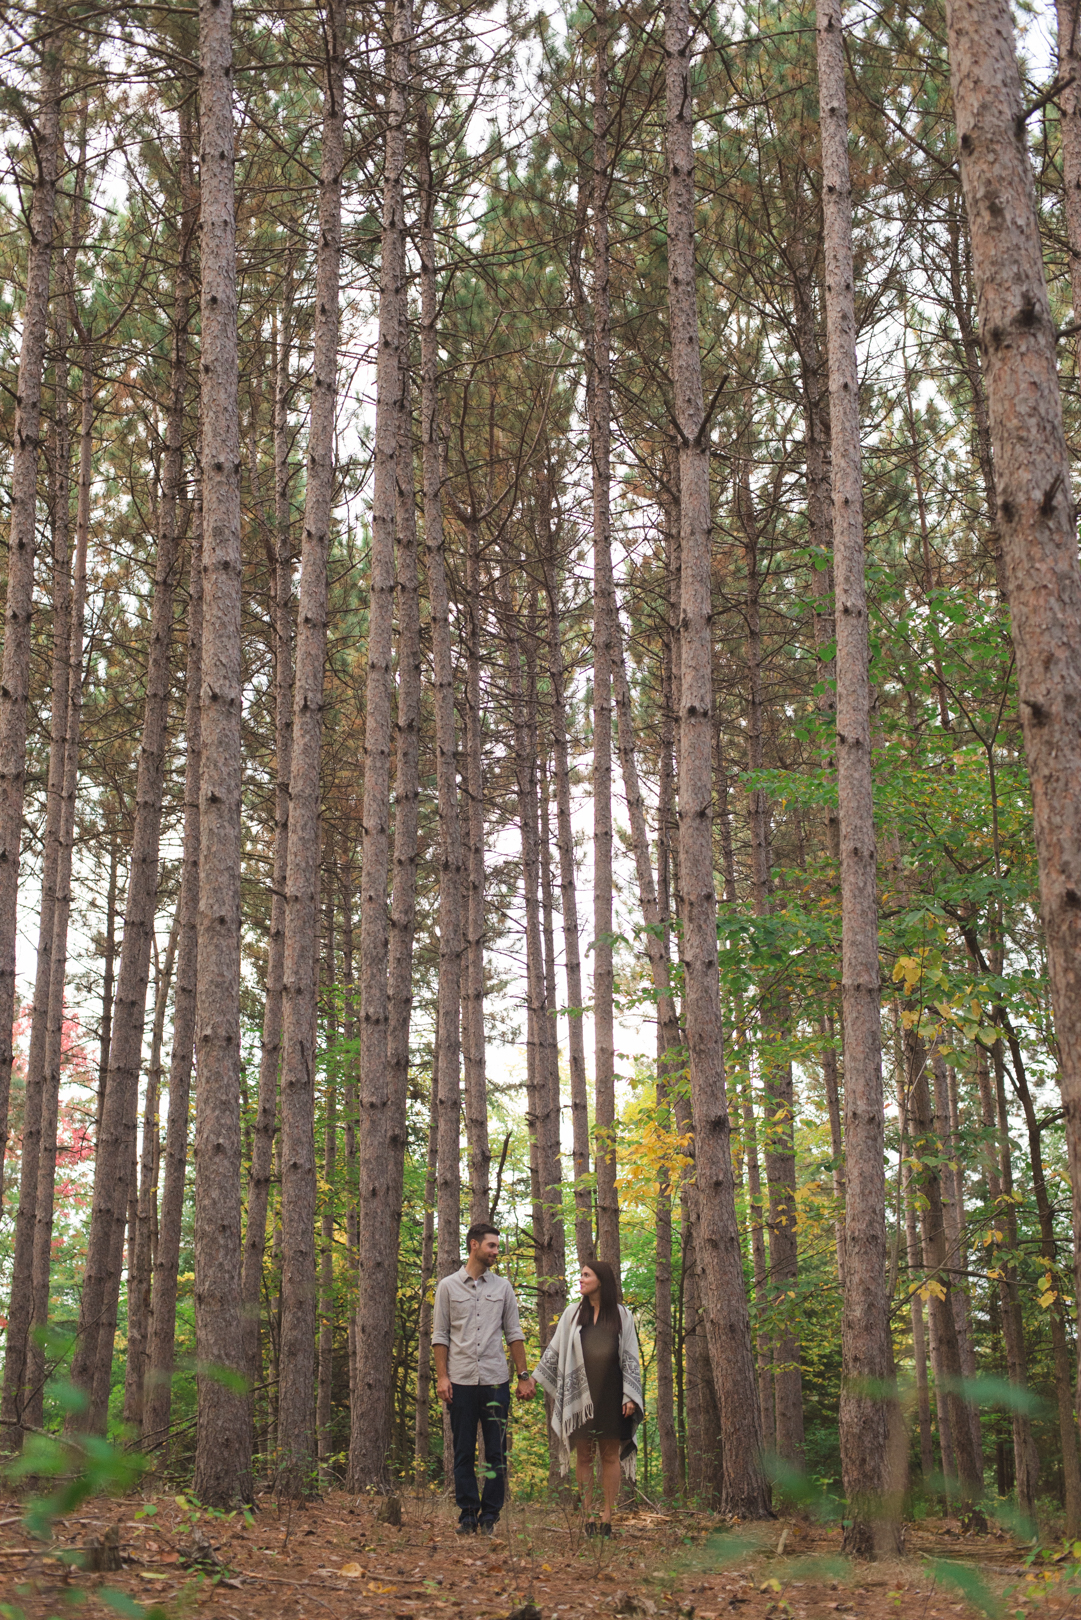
[622,1401,636,1417]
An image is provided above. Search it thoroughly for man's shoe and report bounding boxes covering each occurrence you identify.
[457,1523,477,1536]
[479,1522,496,1537]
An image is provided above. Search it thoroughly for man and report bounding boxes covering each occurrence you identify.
[433,1222,536,1535]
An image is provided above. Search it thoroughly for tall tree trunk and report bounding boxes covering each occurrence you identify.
[276,0,345,1496]
[902,1157,935,1486]
[349,0,410,1491]
[1,307,73,1431]
[462,513,488,1227]
[0,36,63,1211]
[385,317,422,1314]
[665,0,768,1519]
[70,226,188,1435]
[590,0,618,1277]
[415,1054,439,1482]
[124,920,177,1429]
[816,0,898,1554]
[26,347,91,1433]
[242,309,294,1384]
[944,0,1081,1424]
[317,866,337,1481]
[418,112,468,1230]
[143,475,202,1452]
[192,0,252,1503]
[1058,1,1081,325]
[539,509,592,1264]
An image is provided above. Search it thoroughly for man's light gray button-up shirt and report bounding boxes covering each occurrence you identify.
[432,1266,524,1385]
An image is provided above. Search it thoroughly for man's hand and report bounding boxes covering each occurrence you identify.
[437,1374,453,1405]
[516,1375,537,1400]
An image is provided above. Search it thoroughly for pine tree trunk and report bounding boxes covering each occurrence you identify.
[341,869,359,1407]
[350,0,410,1491]
[944,1,1081,1423]
[242,310,294,1384]
[143,480,202,1453]
[316,871,337,1481]
[997,1022,1079,1528]
[25,347,90,1433]
[1,308,72,1432]
[124,921,177,1429]
[0,37,63,1212]
[192,0,252,1503]
[70,248,187,1432]
[902,1157,935,1485]
[419,113,468,1229]
[665,0,769,1519]
[276,0,345,1496]
[1058,1,1081,323]
[462,515,487,1228]
[385,322,422,1307]
[539,514,592,1263]
[816,0,898,1553]
[415,1054,439,1481]
[590,0,618,1278]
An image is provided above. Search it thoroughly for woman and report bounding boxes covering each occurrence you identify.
[534,1260,643,1535]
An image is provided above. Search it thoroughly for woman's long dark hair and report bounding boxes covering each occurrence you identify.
[576,1260,621,1333]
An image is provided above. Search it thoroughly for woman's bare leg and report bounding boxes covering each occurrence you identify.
[575,1437,596,1517]
[599,1438,621,1523]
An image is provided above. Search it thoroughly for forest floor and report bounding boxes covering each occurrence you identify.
[0,1488,1075,1620]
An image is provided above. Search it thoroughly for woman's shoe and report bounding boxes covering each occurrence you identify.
[584,1520,598,1538]
[599,1522,612,1537]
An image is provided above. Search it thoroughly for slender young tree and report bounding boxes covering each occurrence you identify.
[192,0,252,1504]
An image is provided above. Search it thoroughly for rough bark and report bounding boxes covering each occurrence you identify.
[944,0,1081,1424]
[1058,1,1081,323]
[816,0,898,1554]
[124,921,177,1430]
[276,0,345,1495]
[349,0,410,1491]
[539,511,592,1264]
[1,305,72,1431]
[462,514,488,1229]
[414,1054,439,1480]
[666,0,769,1519]
[143,479,202,1452]
[590,0,618,1278]
[0,36,63,1211]
[317,874,337,1482]
[242,310,294,1384]
[419,113,468,1230]
[192,0,252,1503]
[385,318,422,1299]
[70,222,187,1431]
[25,348,90,1434]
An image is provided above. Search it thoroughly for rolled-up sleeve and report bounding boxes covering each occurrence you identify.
[502,1283,524,1345]
[432,1279,451,1348]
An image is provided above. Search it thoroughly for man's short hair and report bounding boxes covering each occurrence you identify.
[466,1221,501,1252]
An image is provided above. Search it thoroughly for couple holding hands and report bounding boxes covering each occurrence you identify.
[432,1223,643,1538]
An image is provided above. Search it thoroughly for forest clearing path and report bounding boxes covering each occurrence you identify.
[0,1491,1063,1620]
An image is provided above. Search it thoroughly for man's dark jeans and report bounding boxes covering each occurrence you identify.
[448,1381,510,1527]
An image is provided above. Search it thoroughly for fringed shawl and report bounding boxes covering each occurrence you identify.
[534,1302,644,1480]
